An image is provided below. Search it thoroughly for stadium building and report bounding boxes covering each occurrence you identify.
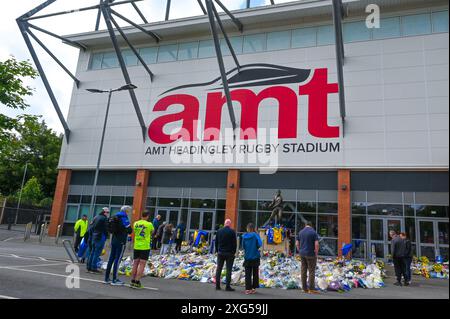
[44,0,448,260]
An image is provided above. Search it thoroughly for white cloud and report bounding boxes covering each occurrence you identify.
[1,0,296,133]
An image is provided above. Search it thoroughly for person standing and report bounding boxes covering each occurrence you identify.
[104,206,132,285]
[242,223,262,295]
[74,215,88,253]
[160,223,174,255]
[87,207,109,274]
[131,211,154,289]
[296,221,319,294]
[151,215,162,250]
[390,230,407,286]
[156,221,167,250]
[400,232,412,286]
[174,221,186,253]
[215,219,237,292]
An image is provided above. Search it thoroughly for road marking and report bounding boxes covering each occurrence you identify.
[0,267,159,291]
[0,253,68,263]
[1,237,18,242]
[0,262,69,269]
[0,294,19,299]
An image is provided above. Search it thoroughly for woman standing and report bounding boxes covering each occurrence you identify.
[160,223,174,255]
[242,223,262,295]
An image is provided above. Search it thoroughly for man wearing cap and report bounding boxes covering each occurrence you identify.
[87,207,109,274]
[215,219,237,291]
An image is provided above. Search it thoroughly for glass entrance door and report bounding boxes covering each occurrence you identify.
[186,210,215,244]
[157,209,181,226]
[418,219,449,261]
[368,217,404,259]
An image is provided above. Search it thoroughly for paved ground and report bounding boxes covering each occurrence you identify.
[0,227,448,299]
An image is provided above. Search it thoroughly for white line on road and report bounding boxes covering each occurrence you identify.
[0,294,19,299]
[0,267,159,291]
[0,262,69,269]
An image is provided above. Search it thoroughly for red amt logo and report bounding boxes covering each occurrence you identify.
[148,68,339,144]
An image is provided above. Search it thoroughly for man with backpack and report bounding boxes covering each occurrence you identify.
[87,207,109,274]
[104,206,132,285]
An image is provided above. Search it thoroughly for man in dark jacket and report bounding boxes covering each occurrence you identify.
[104,206,132,285]
[174,222,186,253]
[390,230,407,286]
[87,207,109,273]
[400,232,413,285]
[151,215,162,250]
[215,219,237,291]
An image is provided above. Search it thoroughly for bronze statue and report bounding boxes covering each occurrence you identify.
[264,190,284,226]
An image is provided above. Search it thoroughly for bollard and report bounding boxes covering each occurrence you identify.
[55,225,62,245]
[24,222,32,241]
[38,223,46,243]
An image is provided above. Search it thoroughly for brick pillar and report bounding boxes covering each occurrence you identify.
[225,169,240,230]
[338,169,351,257]
[48,169,72,237]
[131,169,150,224]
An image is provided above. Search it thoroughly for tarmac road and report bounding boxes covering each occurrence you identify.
[0,237,448,300]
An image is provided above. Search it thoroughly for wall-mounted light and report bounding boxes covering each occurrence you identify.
[229,183,235,189]
[341,184,347,191]
[136,181,142,187]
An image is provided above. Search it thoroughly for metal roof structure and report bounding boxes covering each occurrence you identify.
[17,0,347,143]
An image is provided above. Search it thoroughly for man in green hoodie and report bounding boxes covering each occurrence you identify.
[74,215,88,253]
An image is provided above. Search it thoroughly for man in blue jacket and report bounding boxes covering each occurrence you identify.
[242,223,262,295]
[87,207,109,274]
[151,214,162,250]
[104,206,132,285]
[215,219,237,291]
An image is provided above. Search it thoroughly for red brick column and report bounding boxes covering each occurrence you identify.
[338,169,351,257]
[131,169,150,224]
[225,169,240,230]
[48,169,72,237]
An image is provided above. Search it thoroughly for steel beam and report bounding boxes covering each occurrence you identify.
[205,0,237,137]
[17,19,70,142]
[95,1,102,31]
[213,0,243,32]
[246,0,251,9]
[101,1,147,142]
[197,0,207,15]
[109,15,154,81]
[211,2,240,72]
[165,0,171,21]
[27,23,87,51]
[332,0,346,135]
[131,2,148,24]
[18,0,57,20]
[270,0,275,5]
[110,9,160,42]
[26,28,80,87]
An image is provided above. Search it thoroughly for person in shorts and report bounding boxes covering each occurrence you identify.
[131,211,154,289]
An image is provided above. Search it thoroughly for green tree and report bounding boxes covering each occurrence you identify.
[18,176,44,206]
[0,57,38,148]
[0,115,62,199]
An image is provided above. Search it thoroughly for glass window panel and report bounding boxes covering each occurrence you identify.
[158,198,181,207]
[68,195,81,204]
[157,44,178,62]
[110,196,124,206]
[240,200,257,210]
[90,53,103,70]
[189,211,201,230]
[198,40,215,58]
[280,212,295,230]
[344,20,371,42]
[243,33,266,53]
[139,47,158,64]
[65,205,79,222]
[146,197,156,207]
[318,215,338,238]
[168,210,179,226]
[81,195,92,204]
[216,210,225,230]
[80,205,93,220]
[217,200,226,210]
[239,211,256,232]
[352,240,366,259]
[297,202,316,213]
[415,205,449,218]
[419,221,435,244]
[317,25,335,46]
[352,216,367,239]
[190,198,215,209]
[371,242,385,258]
[296,213,317,234]
[405,205,415,217]
[283,201,296,212]
[370,219,383,241]
[438,222,449,245]
[95,196,110,205]
[373,17,401,40]
[125,197,133,206]
[432,11,449,33]
[110,206,121,217]
[202,211,214,230]
[257,211,272,229]
[402,13,432,36]
[405,218,416,242]
[439,247,449,261]
[420,246,435,260]
[267,30,291,50]
[318,238,337,256]
[178,42,198,60]
[367,204,403,216]
[318,202,338,214]
[292,27,316,48]
[122,49,137,66]
[220,36,243,55]
[101,52,119,68]
[387,220,401,241]
[352,202,367,215]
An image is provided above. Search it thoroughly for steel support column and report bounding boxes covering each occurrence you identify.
[101,1,147,141]
[213,0,243,32]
